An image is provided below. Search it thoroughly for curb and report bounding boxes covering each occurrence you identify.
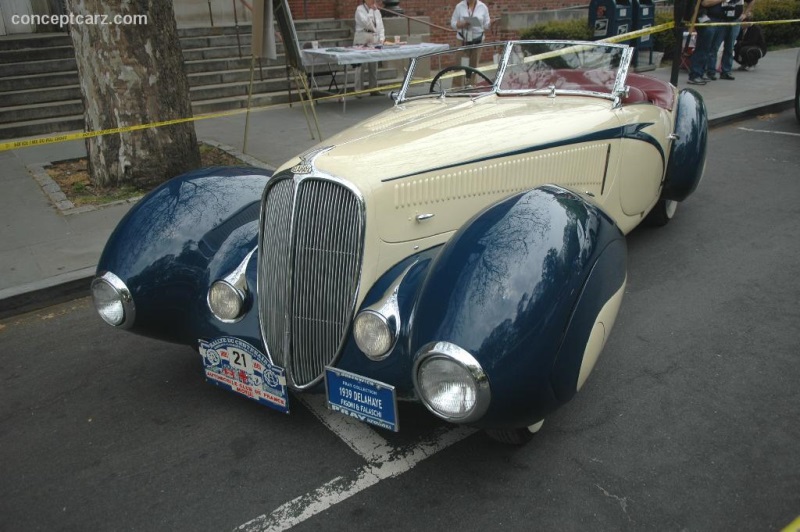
[0,100,793,320]
[706,98,794,128]
[0,267,95,320]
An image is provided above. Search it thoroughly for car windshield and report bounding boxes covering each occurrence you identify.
[399,40,632,101]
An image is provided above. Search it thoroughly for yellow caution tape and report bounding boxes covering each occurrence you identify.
[1,16,797,153]
[0,87,399,152]
[0,108,244,152]
[696,18,800,27]
[783,515,800,532]
[601,21,675,44]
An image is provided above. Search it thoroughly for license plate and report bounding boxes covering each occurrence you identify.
[199,337,290,414]
[325,367,398,432]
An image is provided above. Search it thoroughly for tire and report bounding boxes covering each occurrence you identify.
[644,198,678,227]
[485,420,544,446]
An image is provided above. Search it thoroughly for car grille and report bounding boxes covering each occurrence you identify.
[258,176,364,389]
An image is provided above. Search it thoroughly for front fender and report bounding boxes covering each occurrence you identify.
[409,185,626,428]
[96,166,271,344]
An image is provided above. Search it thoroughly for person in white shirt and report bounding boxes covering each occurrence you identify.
[353,0,385,94]
[450,0,491,86]
[451,0,491,45]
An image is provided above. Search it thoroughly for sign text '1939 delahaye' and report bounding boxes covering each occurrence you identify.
[92,41,707,444]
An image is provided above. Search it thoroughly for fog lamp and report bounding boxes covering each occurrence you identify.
[413,342,490,423]
[207,281,245,322]
[91,272,135,328]
[353,310,396,359]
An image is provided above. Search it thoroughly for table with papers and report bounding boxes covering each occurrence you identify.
[301,42,449,109]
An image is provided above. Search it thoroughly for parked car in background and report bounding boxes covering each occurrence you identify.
[91,41,708,444]
[795,49,800,122]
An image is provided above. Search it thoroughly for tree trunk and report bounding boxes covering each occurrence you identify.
[67,0,200,188]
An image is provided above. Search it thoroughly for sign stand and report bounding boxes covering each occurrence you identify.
[243,0,323,152]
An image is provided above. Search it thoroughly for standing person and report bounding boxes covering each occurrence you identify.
[353,0,385,95]
[688,0,723,85]
[451,0,491,46]
[450,0,491,86]
[709,0,745,80]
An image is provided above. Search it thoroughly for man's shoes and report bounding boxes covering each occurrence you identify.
[737,65,748,71]
[720,72,735,80]
[703,72,717,81]
[687,77,707,85]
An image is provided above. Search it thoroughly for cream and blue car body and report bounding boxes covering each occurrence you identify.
[92,41,707,443]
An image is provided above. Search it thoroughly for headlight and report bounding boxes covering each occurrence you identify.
[413,341,490,423]
[353,310,396,359]
[207,281,245,322]
[91,272,135,328]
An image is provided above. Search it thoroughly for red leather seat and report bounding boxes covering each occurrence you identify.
[622,85,648,105]
[626,73,675,110]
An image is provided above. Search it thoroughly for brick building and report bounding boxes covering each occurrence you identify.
[1,0,588,39]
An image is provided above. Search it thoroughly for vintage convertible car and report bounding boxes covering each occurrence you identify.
[92,41,707,444]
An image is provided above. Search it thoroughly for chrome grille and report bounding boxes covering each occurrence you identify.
[258,176,364,388]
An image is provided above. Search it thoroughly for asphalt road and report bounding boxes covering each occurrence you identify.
[1,110,799,532]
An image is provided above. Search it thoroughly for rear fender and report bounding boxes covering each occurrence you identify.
[662,88,708,201]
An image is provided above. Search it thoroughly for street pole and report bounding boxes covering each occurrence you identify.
[670,0,687,86]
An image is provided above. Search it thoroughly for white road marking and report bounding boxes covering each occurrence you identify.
[235,394,477,531]
[737,127,800,138]
[299,394,395,462]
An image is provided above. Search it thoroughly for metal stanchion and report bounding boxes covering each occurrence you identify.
[243,56,257,153]
[233,0,242,58]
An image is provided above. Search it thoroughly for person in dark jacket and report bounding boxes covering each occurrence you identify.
[734,18,767,70]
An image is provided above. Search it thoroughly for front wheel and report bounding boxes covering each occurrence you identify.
[485,420,544,446]
[644,199,678,227]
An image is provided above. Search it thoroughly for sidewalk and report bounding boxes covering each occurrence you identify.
[1,47,797,318]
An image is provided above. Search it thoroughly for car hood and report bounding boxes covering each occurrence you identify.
[300,95,620,187]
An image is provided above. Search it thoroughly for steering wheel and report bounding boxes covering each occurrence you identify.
[429,65,494,93]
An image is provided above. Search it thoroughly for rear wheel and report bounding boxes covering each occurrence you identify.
[485,420,544,446]
[644,199,677,227]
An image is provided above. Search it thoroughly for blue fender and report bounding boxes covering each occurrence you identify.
[407,185,626,428]
[662,88,708,201]
[334,247,441,396]
[96,166,271,345]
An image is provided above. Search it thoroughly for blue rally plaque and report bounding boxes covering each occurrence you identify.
[325,367,398,432]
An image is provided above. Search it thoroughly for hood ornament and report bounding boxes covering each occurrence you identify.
[291,146,333,175]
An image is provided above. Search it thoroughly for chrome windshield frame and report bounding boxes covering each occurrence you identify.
[396,40,633,104]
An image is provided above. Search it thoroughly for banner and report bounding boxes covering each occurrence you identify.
[251,0,277,60]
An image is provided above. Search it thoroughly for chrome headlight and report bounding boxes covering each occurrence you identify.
[91,272,135,328]
[207,248,255,323]
[353,310,397,360]
[353,262,416,360]
[413,341,490,423]
[207,281,245,322]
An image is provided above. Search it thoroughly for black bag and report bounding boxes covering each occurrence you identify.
[459,35,484,45]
